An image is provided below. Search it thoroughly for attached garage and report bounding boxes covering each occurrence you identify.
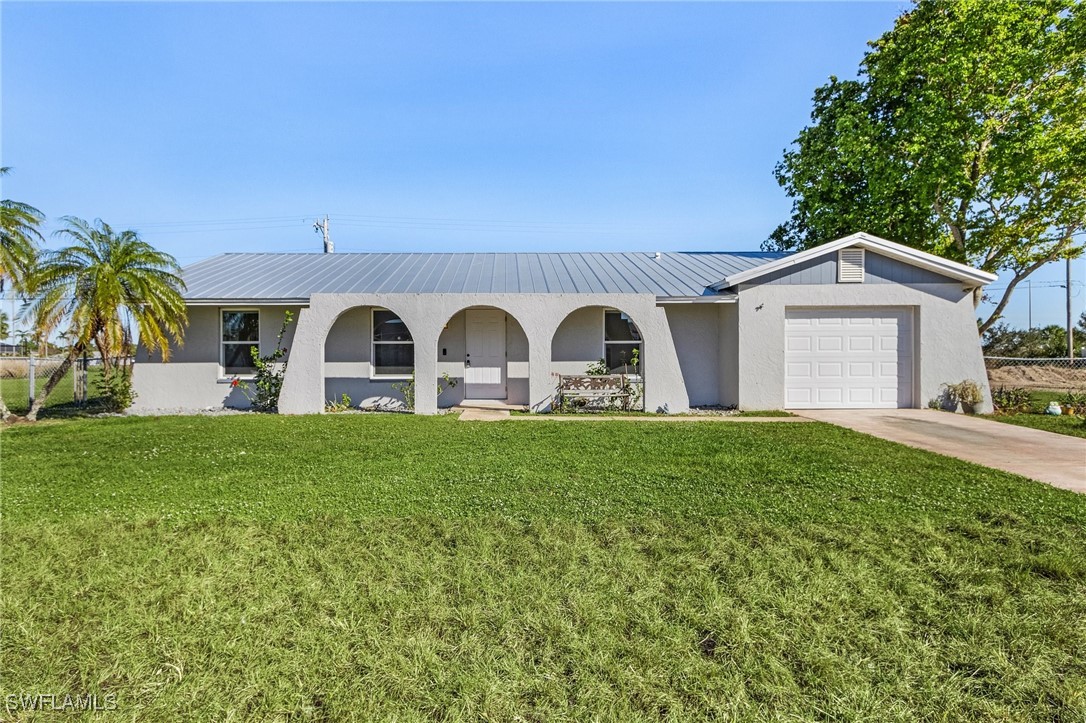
[784,307,914,409]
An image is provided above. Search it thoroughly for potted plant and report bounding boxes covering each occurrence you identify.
[942,380,983,414]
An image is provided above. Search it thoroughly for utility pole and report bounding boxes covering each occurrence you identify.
[314,215,333,254]
[1027,279,1032,329]
[1068,256,1074,360]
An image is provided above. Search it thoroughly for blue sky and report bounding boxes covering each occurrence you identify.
[2,1,1081,329]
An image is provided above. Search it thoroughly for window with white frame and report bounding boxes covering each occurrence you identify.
[372,308,414,377]
[603,310,642,373]
[222,309,259,376]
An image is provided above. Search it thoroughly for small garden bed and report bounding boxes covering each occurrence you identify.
[986,389,1086,439]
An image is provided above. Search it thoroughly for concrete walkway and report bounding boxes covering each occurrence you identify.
[457,408,512,421]
[508,414,810,423]
[457,410,811,423]
[798,409,1086,494]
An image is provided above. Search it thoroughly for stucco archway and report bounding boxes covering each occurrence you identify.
[550,305,645,411]
[436,305,531,407]
[324,304,418,410]
[551,305,644,376]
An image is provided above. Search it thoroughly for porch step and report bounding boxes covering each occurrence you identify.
[458,408,511,422]
[456,399,527,412]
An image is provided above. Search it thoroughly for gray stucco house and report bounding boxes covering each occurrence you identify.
[131,232,997,415]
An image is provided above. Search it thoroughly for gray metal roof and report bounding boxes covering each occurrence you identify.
[180,251,786,302]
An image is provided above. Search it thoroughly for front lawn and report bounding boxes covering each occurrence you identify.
[986,390,1086,439]
[3,415,1084,720]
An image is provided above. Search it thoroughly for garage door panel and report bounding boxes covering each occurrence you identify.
[848,362,874,378]
[785,307,914,409]
[817,362,843,378]
[786,362,812,378]
[879,336,900,352]
[786,388,812,405]
[848,336,874,351]
[847,388,874,404]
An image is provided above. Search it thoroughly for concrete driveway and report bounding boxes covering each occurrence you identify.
[798,409,1086,494]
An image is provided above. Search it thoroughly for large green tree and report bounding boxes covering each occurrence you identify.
[24,217,187,420]
[769,0,1085,333]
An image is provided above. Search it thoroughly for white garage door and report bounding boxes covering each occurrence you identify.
[785,308,913,409]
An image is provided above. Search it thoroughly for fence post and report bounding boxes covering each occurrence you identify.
[75,354,87,405]
[73,356,81,405]
[27,353,35,408]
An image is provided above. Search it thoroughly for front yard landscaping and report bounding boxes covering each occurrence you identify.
[986,389,1086,438]
[3,415,1084,720]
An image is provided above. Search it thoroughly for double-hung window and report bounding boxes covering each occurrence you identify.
[372,309,414,377]
[603,310,642,373]
[222,310,260,376]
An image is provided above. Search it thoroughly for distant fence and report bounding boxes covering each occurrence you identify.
[0,356,107,415]
[984,356,1086,391]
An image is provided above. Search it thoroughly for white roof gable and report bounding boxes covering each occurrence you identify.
[713,232,998,289]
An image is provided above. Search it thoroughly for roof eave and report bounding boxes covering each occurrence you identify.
[655,294,738,304]
[184,298,310,306]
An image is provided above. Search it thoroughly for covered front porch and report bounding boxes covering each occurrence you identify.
[278,293,693,415]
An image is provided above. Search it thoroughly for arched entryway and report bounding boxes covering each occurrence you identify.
[437,306,530,407]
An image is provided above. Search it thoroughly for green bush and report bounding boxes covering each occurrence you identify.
[585,359,609,376]
[1061,391,1086,416]
[992,386,1031,414]
[94,367,136,412]
[233,311,293,412]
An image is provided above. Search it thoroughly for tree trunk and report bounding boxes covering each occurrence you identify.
[25,354,74,422]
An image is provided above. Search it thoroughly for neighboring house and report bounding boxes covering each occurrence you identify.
[131,232,996,414]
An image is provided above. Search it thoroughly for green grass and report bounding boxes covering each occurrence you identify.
[986,390,1086,438]
[3,415,1085,721]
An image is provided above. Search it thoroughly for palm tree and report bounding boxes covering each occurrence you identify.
[0,167,43,420]
[24,217,187,420]
[0,167,43,292]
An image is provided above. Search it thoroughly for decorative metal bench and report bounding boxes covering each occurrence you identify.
[556,374,643,412]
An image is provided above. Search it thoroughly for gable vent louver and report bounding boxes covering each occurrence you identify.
[838,248,865,283]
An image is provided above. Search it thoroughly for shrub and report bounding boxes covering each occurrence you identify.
[95,367,136,412]
[325,393,353,413]
[585,359,609,376]
[391,372,458,411]
[991,386,1031,414]
[1061,391,1086,416]
[233,311,293,412]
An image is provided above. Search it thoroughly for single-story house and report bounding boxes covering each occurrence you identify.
[131,232,997,414]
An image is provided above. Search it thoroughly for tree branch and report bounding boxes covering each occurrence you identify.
[978,242,1071,334]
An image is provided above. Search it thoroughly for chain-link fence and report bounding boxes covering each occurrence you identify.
[985,356,1086,391]
[0,356,105,416]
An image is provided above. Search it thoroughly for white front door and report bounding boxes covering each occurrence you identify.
[465,309,506,399]
[784,307,914,409]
